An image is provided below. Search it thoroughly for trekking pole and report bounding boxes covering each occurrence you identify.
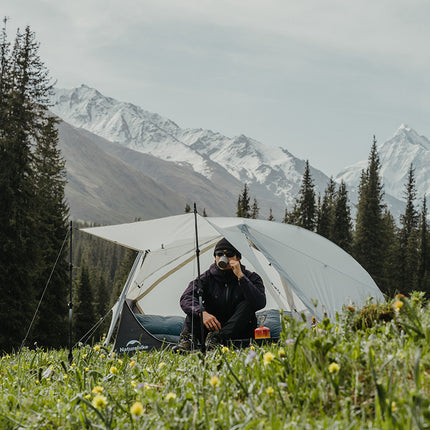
[193,203,206,353]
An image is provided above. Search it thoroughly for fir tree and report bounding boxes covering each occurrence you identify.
[353,136,386,289]
[295,160,316,231]
[316,178,336,240]
[331,180,353,253]
[268,208,275,221]
[184,203,191,213]
[251,198,259,219]
[417,196,430,294]
[74,262,96,344]
[237,184,251,218]
[397,164,419,294]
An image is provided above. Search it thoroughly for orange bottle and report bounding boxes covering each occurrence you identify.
[255,315,270,339]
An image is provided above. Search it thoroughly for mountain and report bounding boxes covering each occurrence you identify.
[52,85,331,221]
[57,120,186,224]
[336,125,430,215]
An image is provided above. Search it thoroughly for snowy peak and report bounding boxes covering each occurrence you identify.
[336,124,430,203]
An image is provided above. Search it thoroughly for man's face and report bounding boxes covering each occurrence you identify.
[215,249,238,270]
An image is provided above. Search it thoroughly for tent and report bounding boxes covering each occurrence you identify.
[82,213,384,352]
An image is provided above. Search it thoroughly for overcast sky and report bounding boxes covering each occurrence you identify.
[3,0,430,176]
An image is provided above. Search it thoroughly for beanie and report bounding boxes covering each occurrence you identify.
[213,238,241,259]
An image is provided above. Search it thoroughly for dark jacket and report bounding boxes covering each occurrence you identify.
[180,263,266,323]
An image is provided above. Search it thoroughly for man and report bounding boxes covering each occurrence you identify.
[174,237,266,351]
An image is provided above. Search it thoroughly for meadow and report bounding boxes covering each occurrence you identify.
[1,293,430,429]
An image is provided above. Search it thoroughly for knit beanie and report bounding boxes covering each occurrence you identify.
[213,238,241,259]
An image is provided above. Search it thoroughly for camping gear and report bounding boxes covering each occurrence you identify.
[81,214,384,352]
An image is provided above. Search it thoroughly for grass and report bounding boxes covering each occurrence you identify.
[1,293,430,429]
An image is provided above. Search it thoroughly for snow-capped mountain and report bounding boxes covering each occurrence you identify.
[336,125,430,206]
[52,85,331,218]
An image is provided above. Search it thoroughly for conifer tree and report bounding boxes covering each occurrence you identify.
[417,196,430,294]
[331,180,353,253]
[251,198,259,219]
[316,178,336,239]
[74,262,96,343]
[268,208,275,221]
[295,160,316,231]
[0,24,57,350]
[184,203,191,213]
[353,137,386,289]
[237,184,251,218]
[397,164,419,294]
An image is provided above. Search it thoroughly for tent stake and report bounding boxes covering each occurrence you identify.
[68,221,73,364]
[193,204,206,353]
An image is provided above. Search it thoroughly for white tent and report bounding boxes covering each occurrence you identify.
[82,213,384,346]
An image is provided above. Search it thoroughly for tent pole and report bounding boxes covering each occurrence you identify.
[68,220,73,364]
[193,204,206,353]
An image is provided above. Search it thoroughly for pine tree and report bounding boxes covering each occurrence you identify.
[31,116,69,347]
[295,160,316,231]
[237,184,251,218]
[397,164,419,294]
[203,208,207,217]
[74,262,96,344]
[331,180,353,253]
[353,136,386,289]
[184,203,191,213]
[417,196,430,294]
[251,198,259,219]
[268,208,275,221]
[0,24,55,350]
[316,178,336,240]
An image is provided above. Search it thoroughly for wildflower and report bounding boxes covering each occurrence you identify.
[85,367,89,372]
[265,386,275,395]
[245,349,257,364]
[117,359,123,365]
[221,346,229,353]
[285,339,295,346]
[35,380,39,384]
[129,360,136,367]
[100,354,105,359]
[63,375,68,380]
[130,401,144,417]
[209,375,220,387]
[335,327,339,332]
[93,345,100,352]
[250,345,255,351]
[394,300,404,311]
[277,382,288,388]
[391,401,397,412]
[84,394,91,399]
[92,385,104,394]
[263,352,275,365]
[158,362,165,368]
[347,306,355,311]
[82,354,87,359]
[328,362,340,374]
[165,392,176,401]
[110,366,118,374]
[131,380,137,387]
[92,394,108,410]
[278,348,286,357]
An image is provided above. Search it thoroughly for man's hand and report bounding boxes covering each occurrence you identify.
[202,311,221,331]
[229,259,244,279]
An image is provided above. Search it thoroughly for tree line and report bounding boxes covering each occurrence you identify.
[234,137,430,298]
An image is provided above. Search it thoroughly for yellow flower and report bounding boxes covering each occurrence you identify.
[158,362,165,368]
[93,345,100,351]
[335,327,339,332]
[117,359,123,365]
[130,401,144,417]
[265,386,275,395]
[63,374,68,380]
[263,352,275,365]
[84,394,91,399]
[221,346,229,353]
[278,348,286,357]
[394,300,404,311]
[85,367,89,372]
[92,385,104,394]
[82,354,87,359]
[110,366,118,374]
[129,360,136,367]
[165,392,176,401]
[100,354,105,359]
[209,375,220,387]
[92,394,107,410]
[131,380,137,387]
[250,345,255,351]
[328,362,340,374]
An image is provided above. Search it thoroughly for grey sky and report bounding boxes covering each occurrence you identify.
[3,0,430,176]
